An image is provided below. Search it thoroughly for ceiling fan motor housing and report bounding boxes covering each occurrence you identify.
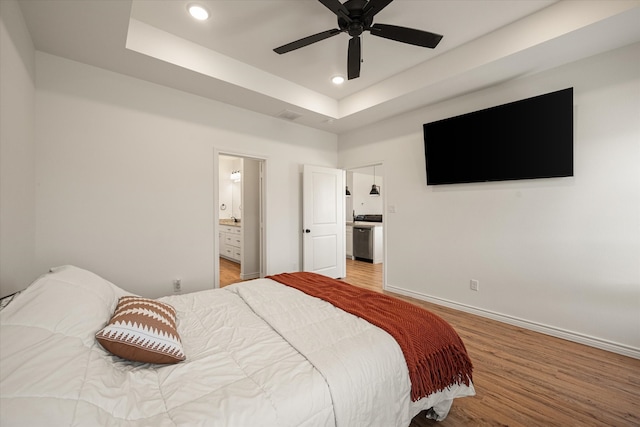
[339,0,373,37]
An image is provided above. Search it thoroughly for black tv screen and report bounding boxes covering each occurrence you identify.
[423,88,573,185]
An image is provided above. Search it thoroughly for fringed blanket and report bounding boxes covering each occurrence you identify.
[267,272,473,401]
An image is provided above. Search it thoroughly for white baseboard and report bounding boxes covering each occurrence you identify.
[240,272,260,280]
[385,284,640,360]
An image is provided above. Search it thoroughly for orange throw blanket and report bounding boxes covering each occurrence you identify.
[267,272,473,401]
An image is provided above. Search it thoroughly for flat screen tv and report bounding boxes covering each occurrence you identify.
[423,87,573,185]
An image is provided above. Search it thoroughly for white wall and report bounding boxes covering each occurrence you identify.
[34,52,337,298]
[339,43,640,356]
[351,168,384,216]
[0,0,37,297]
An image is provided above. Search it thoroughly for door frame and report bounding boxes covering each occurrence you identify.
[214,149,267,288]
[343,161,386,289]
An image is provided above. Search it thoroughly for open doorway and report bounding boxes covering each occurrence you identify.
[216,153,265,287]
[345,163,384,290]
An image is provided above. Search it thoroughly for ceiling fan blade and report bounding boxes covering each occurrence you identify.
[363,0,394,18]
[274,29,342,54]
[370,23,443,48]
[318,0,352,22]
[347,36,361,80]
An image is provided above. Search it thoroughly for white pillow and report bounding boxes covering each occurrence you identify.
[0,265,129,344]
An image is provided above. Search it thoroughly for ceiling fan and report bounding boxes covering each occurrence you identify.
[273,0,443,80]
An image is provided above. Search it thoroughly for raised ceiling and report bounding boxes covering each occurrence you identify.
[18,0,640,134]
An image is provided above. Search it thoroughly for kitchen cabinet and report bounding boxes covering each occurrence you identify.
[346,225,353,258]
[220,224,241,262]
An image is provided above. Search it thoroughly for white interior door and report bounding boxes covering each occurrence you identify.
[302,165,346,278]
[240,158,261,280]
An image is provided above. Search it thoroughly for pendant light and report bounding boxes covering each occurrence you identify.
[345,186,351,197]
[369,165,380,197]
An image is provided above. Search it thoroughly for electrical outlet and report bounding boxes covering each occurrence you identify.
[470,279,479,291]
[173,279,181,293]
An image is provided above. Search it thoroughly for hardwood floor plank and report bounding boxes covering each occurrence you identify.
[219,257,241,287]
[340,259,640,427]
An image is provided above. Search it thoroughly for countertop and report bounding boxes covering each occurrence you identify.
[220,219,241,226]
[347,221,383,228]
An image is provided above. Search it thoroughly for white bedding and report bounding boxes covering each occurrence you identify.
[0,266,474,426]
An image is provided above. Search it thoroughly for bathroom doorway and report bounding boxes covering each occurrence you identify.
[216,153,265,287]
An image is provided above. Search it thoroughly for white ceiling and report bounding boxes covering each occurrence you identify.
[17,0,640,134]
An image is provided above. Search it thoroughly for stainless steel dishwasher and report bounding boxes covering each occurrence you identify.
[353,226,373,262]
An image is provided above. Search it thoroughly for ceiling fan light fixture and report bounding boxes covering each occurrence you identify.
[331,75,345,85]
[272,0,444,80]
[187,4,210,21]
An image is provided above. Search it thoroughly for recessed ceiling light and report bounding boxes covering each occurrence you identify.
[331,75,345,85]
[187,4,210,21]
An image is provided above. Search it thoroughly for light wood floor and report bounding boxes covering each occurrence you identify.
[220,258,640,426]
[342,259,640,427]
[219,257,241,287]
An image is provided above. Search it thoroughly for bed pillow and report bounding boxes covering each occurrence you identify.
[1,266,129,345]
[96,296,186,364]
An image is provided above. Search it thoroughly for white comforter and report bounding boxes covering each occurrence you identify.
[0,266,473,426]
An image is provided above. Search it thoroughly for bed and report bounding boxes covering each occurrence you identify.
[0,265,474,426]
